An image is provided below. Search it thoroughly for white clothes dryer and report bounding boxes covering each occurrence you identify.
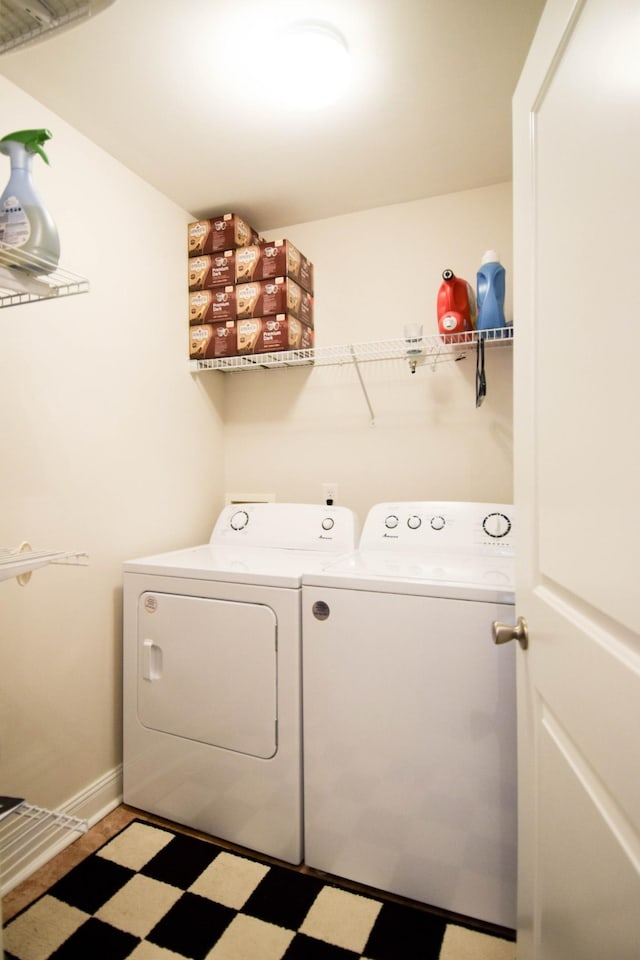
[302,501,517,928]
[123,502,359,865]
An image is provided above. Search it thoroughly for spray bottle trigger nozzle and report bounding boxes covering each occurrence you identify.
[0,129,52,164]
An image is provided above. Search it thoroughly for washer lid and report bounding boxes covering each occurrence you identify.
[302,549,515,603]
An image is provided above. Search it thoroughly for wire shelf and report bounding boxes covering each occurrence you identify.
[189,327,514,373]
[0,249,89,308]
[0,803,88,895]
[0,546,89,584]
[0,1,115,56]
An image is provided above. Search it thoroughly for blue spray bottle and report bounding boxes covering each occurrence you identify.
[476,250,506,337]
[0,129,60,274]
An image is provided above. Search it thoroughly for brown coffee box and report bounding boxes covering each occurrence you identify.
[188,213,260,256]
[235,277,313,325]
[237,315,314,355]
[189,322,238,360]
[188,252,235,290]
[234,239,314,293]
[188,286,237,324]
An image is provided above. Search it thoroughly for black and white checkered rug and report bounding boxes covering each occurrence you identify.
[3,819,515,959]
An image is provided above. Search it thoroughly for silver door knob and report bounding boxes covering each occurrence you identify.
[492,616,529,650]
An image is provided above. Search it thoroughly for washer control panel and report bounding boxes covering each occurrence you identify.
[210,502,360,552]
[361,502,514,555]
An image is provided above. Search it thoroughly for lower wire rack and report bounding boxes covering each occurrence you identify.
[0,802,88,895]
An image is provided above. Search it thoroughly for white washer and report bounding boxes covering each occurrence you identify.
[302,501,517,928]
[123,502,359,865]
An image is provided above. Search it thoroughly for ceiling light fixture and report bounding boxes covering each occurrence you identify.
[276,21,352,110]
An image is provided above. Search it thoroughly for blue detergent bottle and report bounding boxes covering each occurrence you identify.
[476,250,506,338]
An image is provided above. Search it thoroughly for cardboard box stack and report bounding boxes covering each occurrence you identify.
[187,214,315,361]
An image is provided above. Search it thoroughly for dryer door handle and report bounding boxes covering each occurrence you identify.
[142,639,163,680]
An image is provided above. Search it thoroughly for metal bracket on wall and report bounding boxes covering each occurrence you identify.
[349,344,376,426]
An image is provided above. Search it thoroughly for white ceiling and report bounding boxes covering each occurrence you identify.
[0,0,546,232]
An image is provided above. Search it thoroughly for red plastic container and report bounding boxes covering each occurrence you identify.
[437,269,477,343]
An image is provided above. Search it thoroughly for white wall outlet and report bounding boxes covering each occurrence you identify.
[322,482,338,505]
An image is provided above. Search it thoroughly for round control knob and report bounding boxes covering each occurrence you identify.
[385,515,399,529]
[230,510,249,531]
[321,517,335,531]
[483,512,511,538]
[407,515,422,530]
[430,515,446,531]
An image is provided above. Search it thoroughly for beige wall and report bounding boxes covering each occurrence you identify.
[0,77,225,816]
[0,76,513,826]
[221,182,514,519]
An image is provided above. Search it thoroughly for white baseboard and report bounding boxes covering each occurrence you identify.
[60,764,123,826]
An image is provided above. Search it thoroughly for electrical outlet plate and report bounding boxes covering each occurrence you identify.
[322,483,338,504]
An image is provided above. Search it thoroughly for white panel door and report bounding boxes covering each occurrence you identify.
[513,1,640,957]
[137,592,277,758]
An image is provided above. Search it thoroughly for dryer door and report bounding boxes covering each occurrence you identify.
[137,592,277,759]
